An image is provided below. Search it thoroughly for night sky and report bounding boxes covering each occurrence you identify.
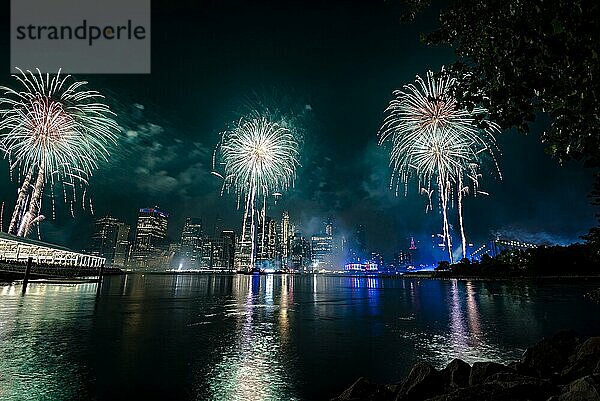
[0,0,596,260]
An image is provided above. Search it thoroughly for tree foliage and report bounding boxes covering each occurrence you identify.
[422,0,600,166]
[435,244,599,277]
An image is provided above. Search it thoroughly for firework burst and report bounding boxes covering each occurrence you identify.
[379,69,501,262]
[214,113,300,270]
[0,68,119,237]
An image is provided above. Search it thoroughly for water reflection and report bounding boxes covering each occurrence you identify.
[0,276,599,401]
[205,275,298,401]
[0,283,96,400]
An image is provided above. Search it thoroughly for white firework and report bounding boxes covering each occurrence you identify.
[380,69,501,262]
[214,114,300,269]
[0,68,119,237]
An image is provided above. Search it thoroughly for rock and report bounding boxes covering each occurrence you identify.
[469,361,513,386]
[440,359,471,389]
[522,330,580,378]
[484,372,554,399]
[576,337,600,360]
[561,337,600,381]
[332,377,396,401]
[558,375,600,401]
[397,362,443,400]
[424,383,503,401]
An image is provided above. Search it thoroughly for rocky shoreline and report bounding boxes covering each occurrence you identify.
[332,331,600,401]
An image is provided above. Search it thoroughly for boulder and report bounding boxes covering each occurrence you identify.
[561,337,600,381]
[424,383,503,401]
[558,375,600,401]
[521,330,580,378]
[469,361,513,386]
[440,359,471,389]
[397,362,444,400]
[483,372,554,400]
[331,377,396,401]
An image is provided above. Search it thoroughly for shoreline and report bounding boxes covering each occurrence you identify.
[332,330,600,401]
[4,269,600,283]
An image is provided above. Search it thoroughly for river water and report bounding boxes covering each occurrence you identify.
[0,274,599,401]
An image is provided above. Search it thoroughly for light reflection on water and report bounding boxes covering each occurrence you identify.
[0,275,599,401]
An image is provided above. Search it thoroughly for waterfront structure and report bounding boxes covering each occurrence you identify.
[130,207,170,269]
[0,232,105,267]
[344,261,378,272]
[180,217,203,269]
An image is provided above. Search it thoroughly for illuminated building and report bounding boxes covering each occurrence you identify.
[91,216,130,267]
[344,262,378,272]
[311,233,333,270]
[408,236,418,265]
[257,215,277,262]
[234,210,253,271]
[369,252,384,269]
[180,217,203,268]
[348,224,367,263]
[113,223,130,267]
[280,211,291,267]
[391,250,411,269]
[200,230,235,271]
[130,207,169,269]
[431,233,448,262]
[291,232,311,271]
[220,230,236,270]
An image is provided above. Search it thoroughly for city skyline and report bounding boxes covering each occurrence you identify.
[86,204,545,270]
[0,1,596,259]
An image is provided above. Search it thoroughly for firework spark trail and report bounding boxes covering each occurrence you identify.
[215,114,300,270]
[379,69,501,262]
[0,68,119,237]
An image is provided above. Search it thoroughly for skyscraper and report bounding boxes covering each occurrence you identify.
[291,232,311,272]
[311,232,333,270]
[130,207,169,269]
[257,215,277,262]
[280,211,291,267]
[348,224,367,263]
[199,230,236,271]
[234,209,253,271]
[113,223,131,267]
[180,217,202,268]
[91,215,120,262]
